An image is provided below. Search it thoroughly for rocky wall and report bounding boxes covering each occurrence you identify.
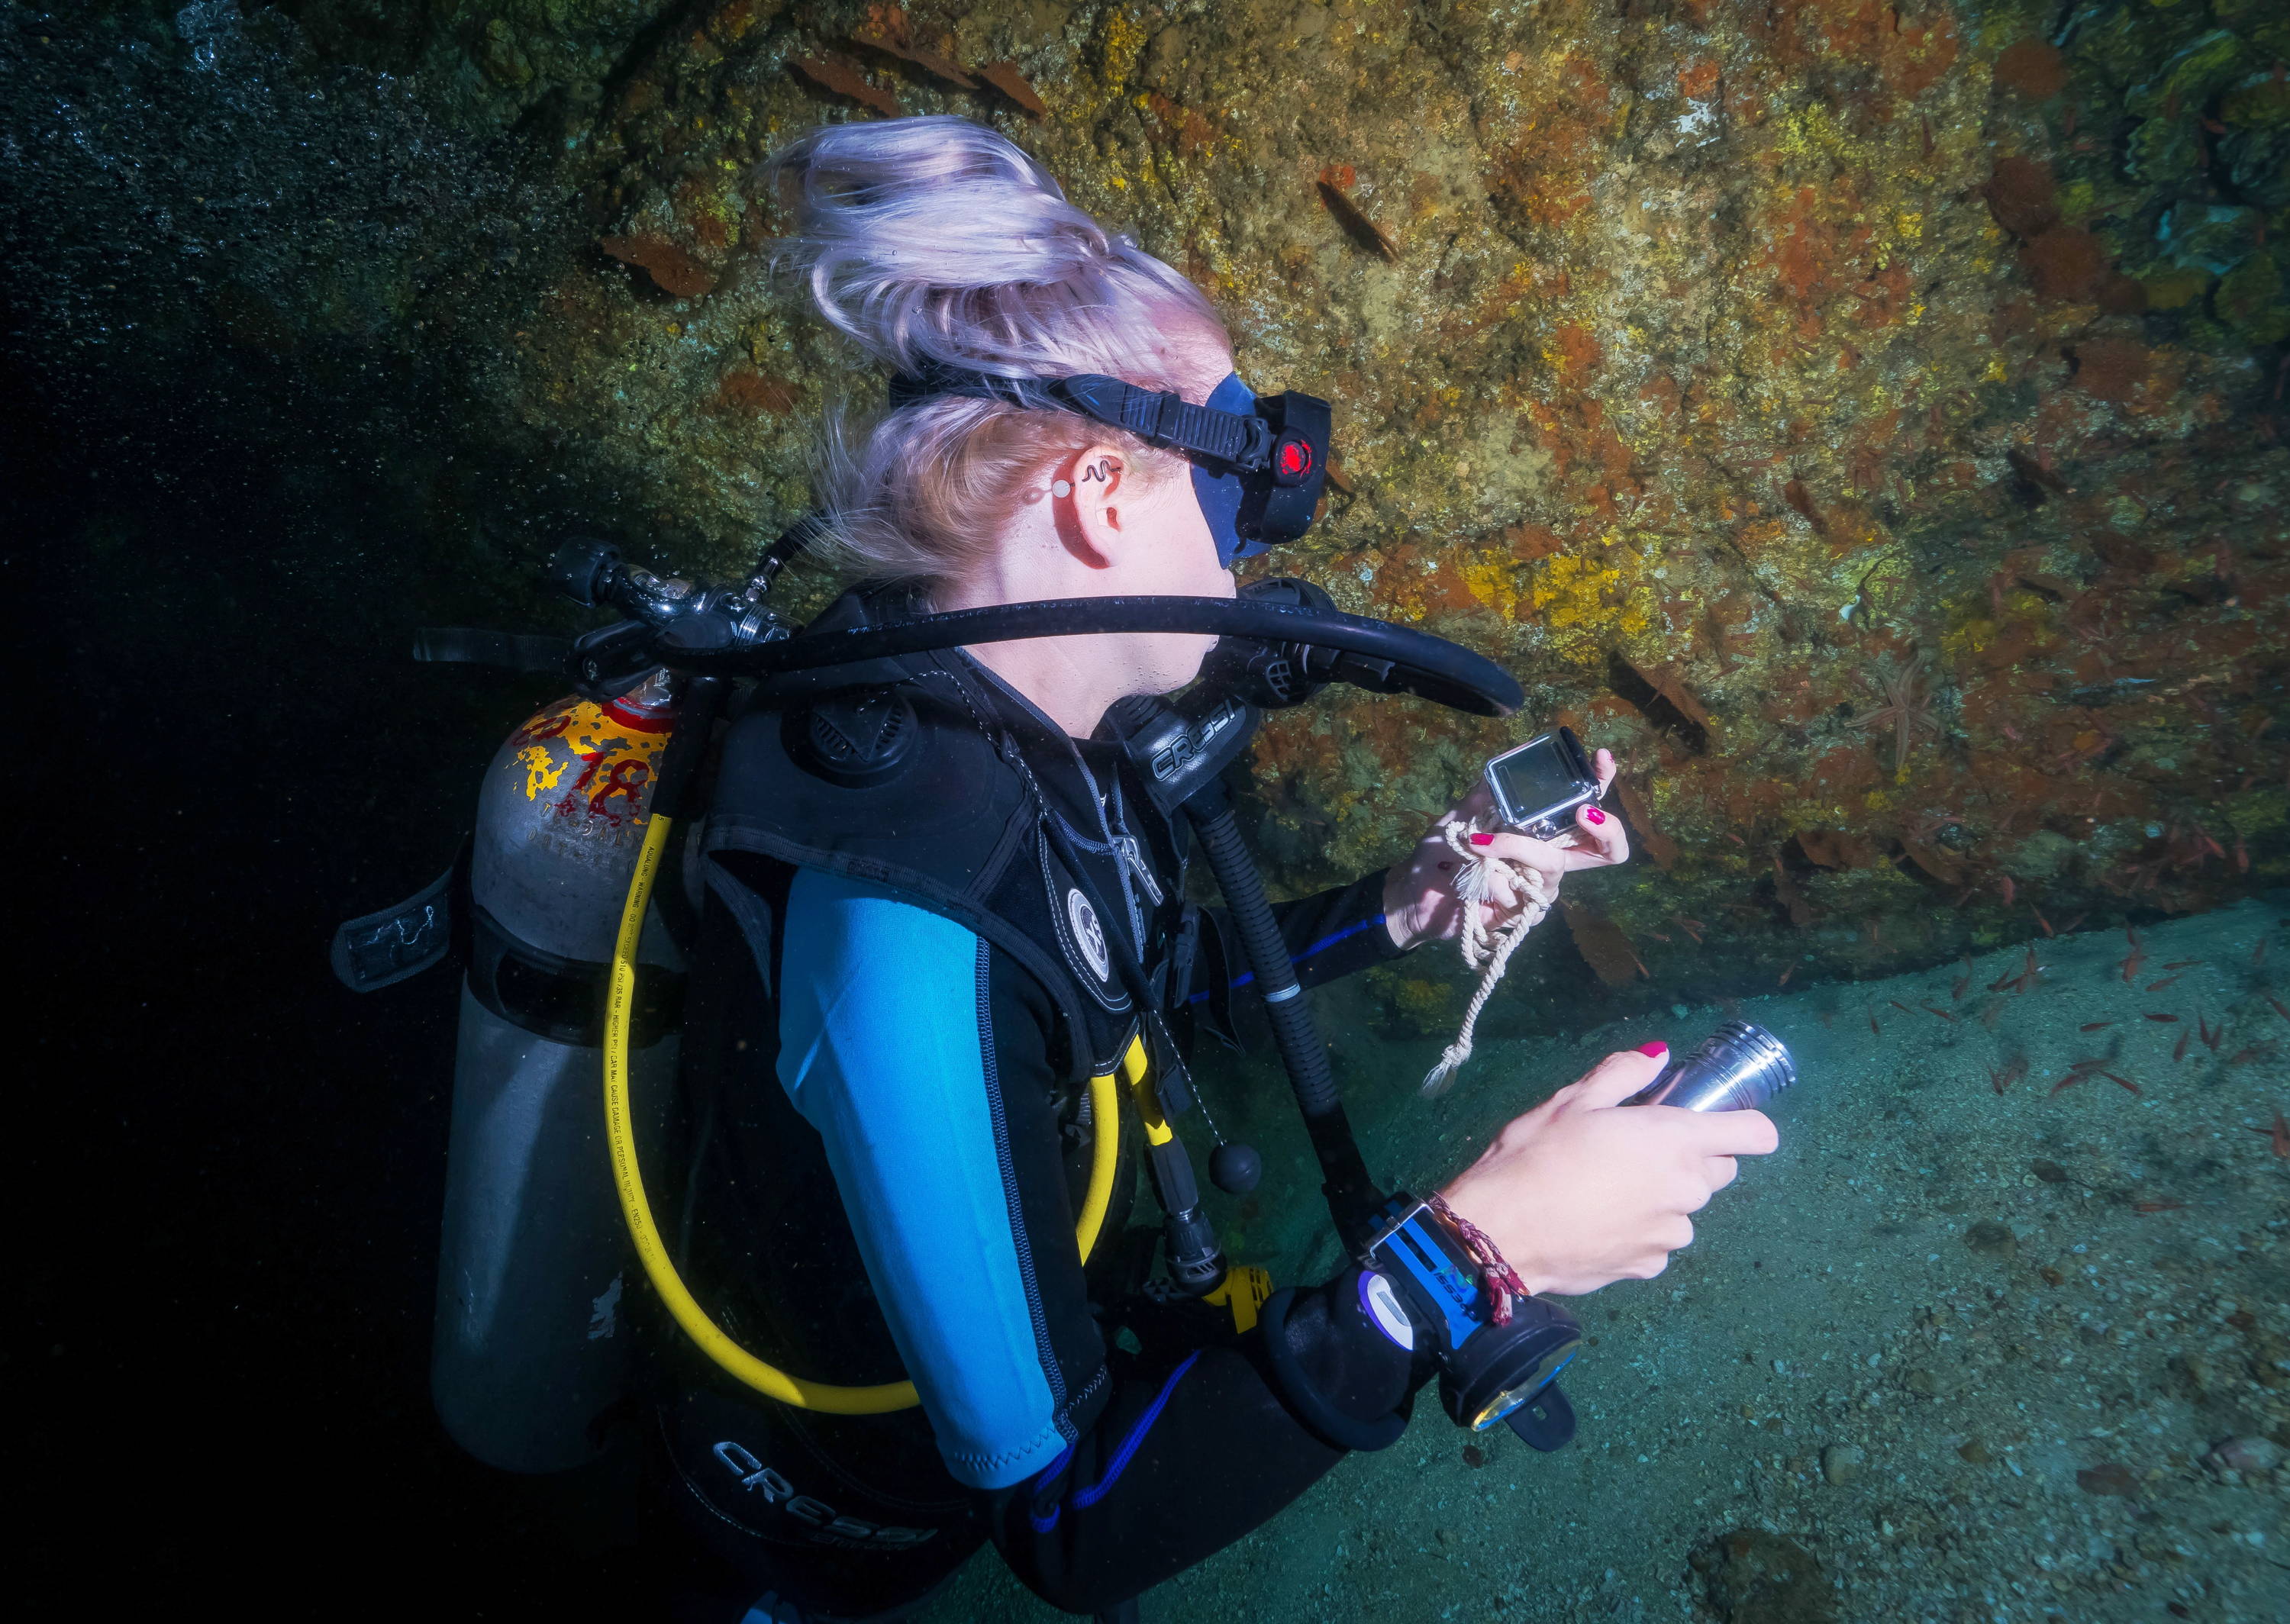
[7,0,2288,1033]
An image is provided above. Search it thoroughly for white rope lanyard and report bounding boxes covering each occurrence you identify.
[1420,819,1555,1098]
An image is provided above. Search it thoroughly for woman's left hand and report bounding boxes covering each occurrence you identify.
[1382,747,1627,952]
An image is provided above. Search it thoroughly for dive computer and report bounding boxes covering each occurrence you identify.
[1361,1195,1581,1449]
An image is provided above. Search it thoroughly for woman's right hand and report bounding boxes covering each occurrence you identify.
[1436,1044,1779,1297]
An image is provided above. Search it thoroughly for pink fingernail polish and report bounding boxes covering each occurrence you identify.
[1636,1039,1668,1057]
[1584,806,1606,825]
[1469,832,1495,846]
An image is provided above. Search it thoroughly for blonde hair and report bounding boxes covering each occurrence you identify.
[766,116,1230,585]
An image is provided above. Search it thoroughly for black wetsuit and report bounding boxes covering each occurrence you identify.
[651,596,1429,1621]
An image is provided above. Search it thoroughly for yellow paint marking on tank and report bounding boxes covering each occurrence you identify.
[519,746,566,799]
[510,699,668,819]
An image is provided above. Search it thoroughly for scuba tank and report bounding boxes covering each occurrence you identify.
[334,665,687,1473]
[434,671,685,1471]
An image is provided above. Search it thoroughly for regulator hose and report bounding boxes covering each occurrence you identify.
[663,594,1523,718]
[1184,776,1382,1245]
[602,675,1124,1413]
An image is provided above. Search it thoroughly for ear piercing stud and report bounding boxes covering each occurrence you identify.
[1050,480,1073,498]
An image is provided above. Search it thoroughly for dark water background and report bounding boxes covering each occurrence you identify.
[8,337,647,1611]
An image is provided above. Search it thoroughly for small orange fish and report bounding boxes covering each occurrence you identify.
[2143,1012,2179,1023]
[1316,179,1401,262]
[976,60,1047,119]
[2173,1028,2191,1062]
[2161,960,2201,970]
[1921,1003,1956,1022]
[2254,1112,2290,1158]
[2266,995,2290,1023]
[1889,999,1916,1016]
[2103,1071,2141,1096]
[2079,1021,2114,1033]
[2030,904,2052,937]
[2146,975,2182,992]
[1778,965,1794,988]
[2228,1047,2269,1066]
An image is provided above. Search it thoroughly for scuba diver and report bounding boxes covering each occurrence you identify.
[337,115,1779,1623]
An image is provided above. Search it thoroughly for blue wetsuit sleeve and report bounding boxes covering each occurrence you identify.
[1185,870,1407,1023]
[776,868,1070,1490]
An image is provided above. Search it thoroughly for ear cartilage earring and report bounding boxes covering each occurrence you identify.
[1050,479,1073,498]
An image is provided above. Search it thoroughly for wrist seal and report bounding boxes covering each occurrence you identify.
[1359,1196,1581,1450]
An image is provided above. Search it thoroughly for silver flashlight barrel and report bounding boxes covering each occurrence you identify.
[1624,1020,1795,1113]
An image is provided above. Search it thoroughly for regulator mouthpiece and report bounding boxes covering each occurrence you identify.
[1625,1020,1795,1113]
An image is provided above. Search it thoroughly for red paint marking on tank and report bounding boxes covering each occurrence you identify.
[512,710,577,748]
[589,756,654,821]
[601,698,676,733]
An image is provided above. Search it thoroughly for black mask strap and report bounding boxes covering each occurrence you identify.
[889,362,1273,473]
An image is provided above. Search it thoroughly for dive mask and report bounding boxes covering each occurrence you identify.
[887,364,1332,569]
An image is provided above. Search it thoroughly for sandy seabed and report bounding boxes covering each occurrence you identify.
[924,901,2290,1623]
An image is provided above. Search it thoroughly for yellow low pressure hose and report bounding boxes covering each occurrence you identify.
[605,807,1125,1413]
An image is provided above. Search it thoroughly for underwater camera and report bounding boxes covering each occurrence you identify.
[1484,725,1604,839]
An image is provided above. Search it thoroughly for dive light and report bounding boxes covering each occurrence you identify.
[1624,1020,1796,1112]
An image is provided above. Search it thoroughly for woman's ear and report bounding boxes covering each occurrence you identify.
[1054,443,1134,572]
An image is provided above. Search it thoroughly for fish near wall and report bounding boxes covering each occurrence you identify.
[5,1,2285,1030]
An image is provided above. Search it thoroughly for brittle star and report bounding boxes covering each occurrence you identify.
[1852,660,1941,772]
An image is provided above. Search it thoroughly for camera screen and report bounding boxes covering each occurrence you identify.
[1489,736,1580,819]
